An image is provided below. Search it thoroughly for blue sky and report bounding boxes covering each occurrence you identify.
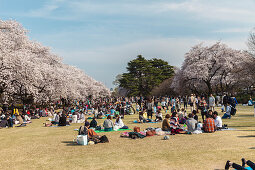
[0,0,254,88]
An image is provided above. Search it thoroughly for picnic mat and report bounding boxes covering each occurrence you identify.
[49,125,70,127]
[235,167,252,170]
[95,129,131,133]
[87,116,106,120]
[133,120,158,123]
[220,128,236,131]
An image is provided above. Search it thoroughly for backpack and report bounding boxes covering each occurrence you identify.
[78,126,88,135]
[99,135,109,143]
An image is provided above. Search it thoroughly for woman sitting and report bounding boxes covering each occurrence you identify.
[170,112,183,134]
[138,111,149,123]
[115,115,128,129]
[103,115,114,131]
[162,114,171,131]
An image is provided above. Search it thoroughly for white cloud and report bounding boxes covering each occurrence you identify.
[213,28,252,33]
[161,0,255,23]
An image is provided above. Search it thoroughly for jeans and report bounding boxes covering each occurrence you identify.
[232,160,255,170]
[104,127,112,131]
[222,113,231,119]
[184,102,187,109]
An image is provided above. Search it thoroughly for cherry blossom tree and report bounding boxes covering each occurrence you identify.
[172,42,254,96]
[0,19,110,104]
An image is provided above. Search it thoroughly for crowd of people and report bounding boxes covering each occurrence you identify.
[0,94,242,130]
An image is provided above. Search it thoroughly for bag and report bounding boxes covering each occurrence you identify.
[113,125,120,131]
[78,126,88,135]
[95,126,101,131]
[99,135,109,143]
[146,130,156,136]
[134,126,140,132]
[77,135,88,145]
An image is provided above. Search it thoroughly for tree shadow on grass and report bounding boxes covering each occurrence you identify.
[237,135,255,138]
[229,126,255,128]
[249,147,255,149]
[62,141,80,146]
[237,114,254,117]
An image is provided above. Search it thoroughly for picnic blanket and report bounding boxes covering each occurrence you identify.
[95,129,131,133]
[49,125,70,127]
[87,116,106,120]
[133,120,158,123]
[235,167,252,170]
[220,128,236,131]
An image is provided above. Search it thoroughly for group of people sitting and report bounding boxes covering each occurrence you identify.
[0,107,38,128]
[86,114,128,131]
[161,109,223,134]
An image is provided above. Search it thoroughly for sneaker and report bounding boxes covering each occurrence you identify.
[225,160,230,170]
[241,158,246,167]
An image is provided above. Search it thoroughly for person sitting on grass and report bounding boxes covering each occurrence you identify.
[170,112,183,134]
[115,115,128,129]
[59,113,68,126]
[89,117,97,129]
[155,110,163,122]
[178,108,186,124]
[192,110,198,121]
[185,113,197,133]
[138,111,149,123]
[212,111,222,130]
[225,158,255,170]
[162,114,171,131]
[0,115,9,128]
[84,121,99,139]
[222,103,231,119]
[203,114,215,133]
[103,115,114,131]
[52,112,60,125]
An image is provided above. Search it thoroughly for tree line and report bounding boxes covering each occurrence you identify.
[114,30,255,97]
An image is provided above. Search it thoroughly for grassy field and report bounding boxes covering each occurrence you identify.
[0,105,255,170]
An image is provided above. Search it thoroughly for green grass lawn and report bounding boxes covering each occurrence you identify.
[0,105,255,170]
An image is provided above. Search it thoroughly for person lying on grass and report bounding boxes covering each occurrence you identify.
[225,158,255,170]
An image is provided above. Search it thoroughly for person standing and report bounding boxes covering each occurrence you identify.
[190,94,195,112]
[208,94,215,111]
[147,99,153,119]
[200,97,207,122]
[183,96,188,110]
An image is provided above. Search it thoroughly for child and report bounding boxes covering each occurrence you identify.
[155,110,163,122]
